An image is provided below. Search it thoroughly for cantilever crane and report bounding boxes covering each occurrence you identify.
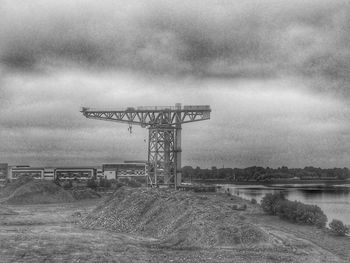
[80,103,211,188]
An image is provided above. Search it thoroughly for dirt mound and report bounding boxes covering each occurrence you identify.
[4,180,75,205]
[0,176,34,198]
[72,188,101,200]
[82,187,270,248]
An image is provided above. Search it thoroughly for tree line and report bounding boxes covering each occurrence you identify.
[182,166,350,182]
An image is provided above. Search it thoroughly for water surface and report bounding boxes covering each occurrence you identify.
[219,183,350,225]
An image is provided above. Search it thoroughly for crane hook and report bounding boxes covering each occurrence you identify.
[128,123,132,134]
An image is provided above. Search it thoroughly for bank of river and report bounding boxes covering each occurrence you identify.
[218,183,350,225]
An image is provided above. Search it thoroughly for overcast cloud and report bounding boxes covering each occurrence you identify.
[1,0,350,168]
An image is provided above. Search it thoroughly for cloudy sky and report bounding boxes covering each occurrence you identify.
[1,0,350,168]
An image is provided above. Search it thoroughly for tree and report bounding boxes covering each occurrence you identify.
[261,192,285,215]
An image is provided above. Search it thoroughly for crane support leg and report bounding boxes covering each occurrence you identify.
[175,127,182,188]
[147,127,176,187]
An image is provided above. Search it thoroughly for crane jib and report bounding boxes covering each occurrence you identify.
[81,106,211,126]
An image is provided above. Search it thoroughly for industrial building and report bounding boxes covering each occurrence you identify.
[54,167,97,181]
[102,162,147,180]
[9,166,45,180]
[0,162,142,182]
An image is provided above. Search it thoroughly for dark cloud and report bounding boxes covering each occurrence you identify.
[1,0,350,168]
[1,0,349,82]
[300,52,350,81]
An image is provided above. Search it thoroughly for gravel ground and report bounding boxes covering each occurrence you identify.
[0,189,348,262]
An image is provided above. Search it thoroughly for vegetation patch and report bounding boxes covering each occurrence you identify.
[261,192,327,228]
[329,219,350,236]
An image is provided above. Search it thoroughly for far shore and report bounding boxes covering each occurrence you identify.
[190,178,350,186]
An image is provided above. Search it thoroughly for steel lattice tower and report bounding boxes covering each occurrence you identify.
[81,103,211,188]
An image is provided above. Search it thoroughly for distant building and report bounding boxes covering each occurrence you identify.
[54,167,96,181]
[44,168,55,180]
[102,163,147,180]
[9,167,44,180]
[2,163,146,182]
[124,160,147,164]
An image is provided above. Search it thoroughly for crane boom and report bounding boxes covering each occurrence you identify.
[80,104,211,188]
[81,105,211,127]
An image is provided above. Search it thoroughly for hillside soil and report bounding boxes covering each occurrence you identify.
[0,178,75,205]
[0,189,349,262]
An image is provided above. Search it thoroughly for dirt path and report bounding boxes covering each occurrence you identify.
[244,206,350,262]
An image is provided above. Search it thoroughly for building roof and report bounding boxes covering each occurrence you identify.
[11,167,45,170]
[103,163,146,170]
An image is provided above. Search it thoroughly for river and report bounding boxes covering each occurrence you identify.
[218,183,350,225]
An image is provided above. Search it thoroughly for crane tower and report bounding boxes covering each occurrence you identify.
[80,103,211,188]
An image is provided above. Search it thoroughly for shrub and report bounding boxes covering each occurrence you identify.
[99,178,111,188]
[315,213,328,228]
[261,192,327,228]
[86,179,98,190]
[53,178,61,186]
[251,198,257,204]
[329,219,350,236]
[290,202,327,228]
[115,182,124,189]
[126,179,142,188]
[62,180,73,190]
[277,200,299,221]
[118,178,141,188]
